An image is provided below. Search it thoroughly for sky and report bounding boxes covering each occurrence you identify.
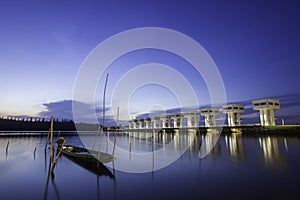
[0,0,299,124]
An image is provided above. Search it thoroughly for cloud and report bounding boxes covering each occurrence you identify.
[241,112,259,119]
[39,100,111,123]
[39,100,74,119]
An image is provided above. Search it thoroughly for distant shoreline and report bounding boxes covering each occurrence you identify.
[0,118,119,133]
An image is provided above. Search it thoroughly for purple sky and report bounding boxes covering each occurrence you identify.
[0,0,299,123]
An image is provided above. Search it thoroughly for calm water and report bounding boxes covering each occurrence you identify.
[1,130,300,200]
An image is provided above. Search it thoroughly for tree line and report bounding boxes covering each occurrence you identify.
[0,118,76,131]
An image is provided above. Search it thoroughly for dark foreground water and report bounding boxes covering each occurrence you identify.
[1,131,300,200]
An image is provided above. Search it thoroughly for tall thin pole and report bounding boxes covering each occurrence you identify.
[5,141,9,152]
[51,140,65,172]
[112,106,119,157]
[98,73,109,167]
[49,116,54,163]
[102,73,109,132]
[45,129,50,151]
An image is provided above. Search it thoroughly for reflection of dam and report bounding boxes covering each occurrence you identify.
[124,129,197,153]
[225,131,245,161]
[222,132,286,167]
[123,128,288,170]
[258,136,284,167]
[198,129,221,158]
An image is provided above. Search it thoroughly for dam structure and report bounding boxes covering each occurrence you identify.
[200,108,220,127]
[222,104,245,126]
[126,98,282,131]
[252,98,280,126]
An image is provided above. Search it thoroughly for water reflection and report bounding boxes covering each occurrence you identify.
[1,132,299,200]
[82,131,292,171]
[43,158,60,200]
[199,129,221,158]
[258,136,285,168]
[43,137,72,200]
[107,129,197,172]
[112,129,289,170]
[225,129,245,162]
[222,130,287,168]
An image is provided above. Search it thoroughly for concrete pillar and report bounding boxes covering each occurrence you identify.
[222,104,244,126]
[176,117,180,128]
[139,119,146,129]
[166,117,171,128]
[169,113,182,128]
[253,99,280,126]
[130,121,134,129]
[172,118,176,128]
[204,116,214,127]
[227,113,232,126]
[179,117,184,128]
[260,109,266,126]
[151,117,160,129]
[152,120,156,129]
[187,117,192,128]
[145,118,151,129]
[161,118,166,128]
[134,122,137,129]
[138,122,141,129]
[200,108,219,127]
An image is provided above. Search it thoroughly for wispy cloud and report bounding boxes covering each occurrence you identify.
[38,100,128,126]
[240,111,259,118]
[39,100,74,119]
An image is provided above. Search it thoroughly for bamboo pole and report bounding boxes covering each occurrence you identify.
[102,73,109,135]
[152,129,155,172]
[6,141,9,152]
[129,142,132,159]
[49,116,54,163]
[112,106,119,157]
[92,128,99,151]
[97,175,100,200]
[34,147,37,159]
[43,161,51,200]
[51,140,65,172]
[45,129,50,151]
[98,73,109,167]
[106,131,109,154]
[51,174,61,200]
[106,139,108,154]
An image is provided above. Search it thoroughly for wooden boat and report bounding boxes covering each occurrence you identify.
[61,144,115,178]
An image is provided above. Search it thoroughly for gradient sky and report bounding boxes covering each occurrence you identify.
[0,0,299,123]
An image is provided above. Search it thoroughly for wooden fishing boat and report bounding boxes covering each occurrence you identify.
[59,73,115,178]
[61,144,115,178]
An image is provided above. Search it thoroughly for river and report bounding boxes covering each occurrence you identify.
[1,130,300,200]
